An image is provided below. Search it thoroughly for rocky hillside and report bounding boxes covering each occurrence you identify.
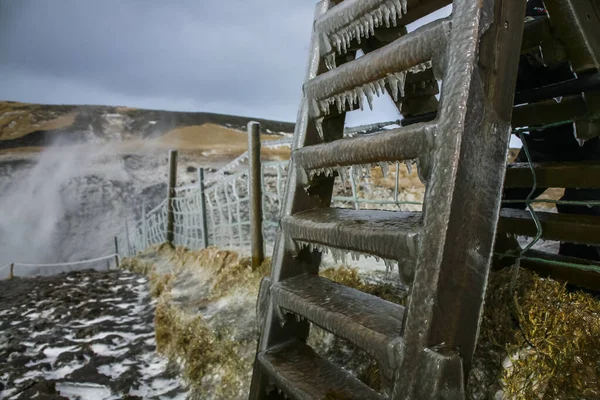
[0,101,294,271]
[0,101,294,150]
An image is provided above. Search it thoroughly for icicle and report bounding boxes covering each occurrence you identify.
[356,87,365,111]
[315,117,324,140]
[355,25,362,44]
[319,100,328,115]
[396,71,407,98]
[400,0,408,14]
[380,162,389,178]
[382,5,391,28]
[405,160,413,175]
[311,99,320,117]
[367,14,375,36]
[328,54,337,70]
[390,1,398,26]
[375,8,384,28]
[384,260,393,274]
[388,74,399,102]
[335,95,343,114]
[334,34,342,54]
[392,0,403,16]
[364,85,374,110]
[295,314,301,322]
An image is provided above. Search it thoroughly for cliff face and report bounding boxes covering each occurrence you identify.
[0,101,294,271]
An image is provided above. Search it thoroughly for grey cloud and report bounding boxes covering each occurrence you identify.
[0,0,401,123]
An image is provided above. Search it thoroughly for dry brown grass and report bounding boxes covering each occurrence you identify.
[121,245,271,399]
[0,101,76,140]
[0,122,291,163]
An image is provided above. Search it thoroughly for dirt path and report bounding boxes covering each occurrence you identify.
[0,269,188,399]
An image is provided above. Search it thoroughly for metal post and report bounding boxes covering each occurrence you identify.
[349,166,360,209]
[198,168,209,248]
[248,121,264,268]
[114,236,120,268]
[9,263,14,279]
[166,149,178,246]
[141,201,148,249]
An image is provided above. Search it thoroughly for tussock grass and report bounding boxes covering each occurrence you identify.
[154,301,245,399]
[469,268,600,399]
[121,244,271,399]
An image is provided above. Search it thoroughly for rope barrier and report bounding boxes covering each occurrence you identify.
[11,254,119,268]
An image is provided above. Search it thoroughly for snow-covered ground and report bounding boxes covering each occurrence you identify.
[0,269,188,400]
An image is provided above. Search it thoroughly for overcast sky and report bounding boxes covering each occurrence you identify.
[0,0,417,126]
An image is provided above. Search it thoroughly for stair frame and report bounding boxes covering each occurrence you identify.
[250,0,527,398]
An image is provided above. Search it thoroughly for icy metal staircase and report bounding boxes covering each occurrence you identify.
[250,0,526,398]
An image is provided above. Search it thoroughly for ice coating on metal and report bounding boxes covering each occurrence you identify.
[392,0,526,396]
[295,240,402,275]
[257,341,384,400]
[307,19,449,121]
[316,0,409,69]
[281,208,421,262]
[295,121,434,170]
[271,274,405,376]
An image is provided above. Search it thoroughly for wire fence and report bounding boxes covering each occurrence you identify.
[1,254,120,279]
[118,122,600,284]
[119,122,423,257]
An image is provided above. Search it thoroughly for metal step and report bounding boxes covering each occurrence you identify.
[257,340,384,400]
[306,18,450,118]
[498,208,600,246]
[504,162,600,189]
[282,208,422,262]
[272,274,405,372]
[294,121,433,170]
[316,0,452,65]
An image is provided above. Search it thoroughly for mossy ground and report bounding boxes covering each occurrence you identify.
[469,268,600,399]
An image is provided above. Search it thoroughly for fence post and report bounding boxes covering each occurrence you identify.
[198,168,209,248]
[166,150,178,246]
[125,219,132,256]
[9,263,14,279]
[113,236,120,268]
[248,121,265,268]
[141,201,148,249]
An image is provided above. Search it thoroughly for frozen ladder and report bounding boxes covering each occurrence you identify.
[250,0,527,399]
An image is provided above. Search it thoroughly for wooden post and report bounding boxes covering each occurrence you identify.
[114,236,120,268]
[9,263,14,279]
[198,168,209,248]
[166,149,178,246]
[125,219,132,256]
[141,201,148,249]
[248,122,264,268]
